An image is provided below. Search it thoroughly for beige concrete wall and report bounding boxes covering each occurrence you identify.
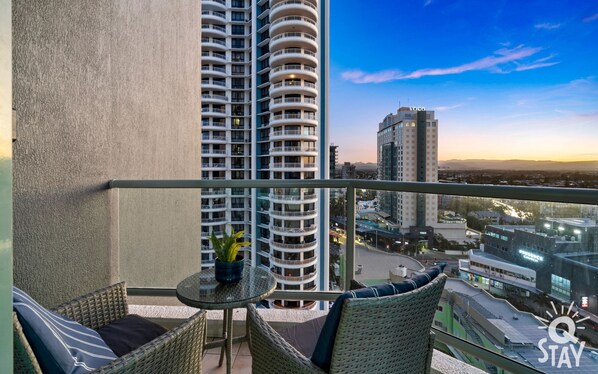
[12,0,201,306]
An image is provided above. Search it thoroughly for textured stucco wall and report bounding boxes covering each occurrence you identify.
[12,0,201,306]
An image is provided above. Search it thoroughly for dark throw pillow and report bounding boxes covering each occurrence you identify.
[311,264,445,372]
[13,287,117,374]
[97,314,168,357]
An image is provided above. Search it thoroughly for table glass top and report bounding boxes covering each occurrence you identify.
[176,266,277,309]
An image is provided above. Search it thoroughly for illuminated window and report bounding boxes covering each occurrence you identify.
[551,274,571,300]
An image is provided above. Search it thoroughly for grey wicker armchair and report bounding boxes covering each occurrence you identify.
[13,282,206,373]
[247,273,447,374]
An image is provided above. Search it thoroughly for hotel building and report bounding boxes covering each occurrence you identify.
[377,108,439,233]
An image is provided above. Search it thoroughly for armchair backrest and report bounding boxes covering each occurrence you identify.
[13,312,43,374]
[329,273,447,374]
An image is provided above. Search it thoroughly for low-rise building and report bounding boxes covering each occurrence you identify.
[435,279,598,373]
[461,218,598,314]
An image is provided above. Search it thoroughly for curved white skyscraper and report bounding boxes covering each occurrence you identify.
[200,0,329,310]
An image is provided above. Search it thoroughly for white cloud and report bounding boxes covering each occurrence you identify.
[433,104,463,111]
[583,12,598,23]
[341,45,557,83]
[534,23,561,30]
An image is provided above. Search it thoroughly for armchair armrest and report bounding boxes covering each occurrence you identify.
[247,304,325,374]
[425,330,436,374]
[53,282,128,330]
[92,310,206,373]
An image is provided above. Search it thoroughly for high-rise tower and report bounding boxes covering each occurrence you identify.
[377,107,438,229]
[201,0,329,310]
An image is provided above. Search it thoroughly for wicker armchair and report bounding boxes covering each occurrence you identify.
[13,282,206,373]
[247,274,447,374]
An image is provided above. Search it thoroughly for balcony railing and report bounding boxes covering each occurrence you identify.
[270,256,317,266]
[271,32,316,42]
[109,179,598,374]
[270,239,317,249]
[270,0,317,12]
[272,97,316,104]
[270,16,317,27]
[201,10,226,20]
[201,24,226,33]
[270,113,317,122]
[271,81,316,89]
[271,271,317,282]
[271,64,316,73]
[271,48,316,57]
[270,224,316,233]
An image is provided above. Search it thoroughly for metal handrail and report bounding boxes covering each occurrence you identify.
[112,178,597,374]
[109,179,598,205]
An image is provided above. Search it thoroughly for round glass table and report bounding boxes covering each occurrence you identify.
[176,266,276,374]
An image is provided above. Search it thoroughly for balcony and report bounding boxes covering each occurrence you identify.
[201,119,227,129]
[270,31,318,51]
[269,146,318,156]
[200,64,227,76]
[201,10,227,23]
[270,254,318,267]
[201,51,227,64]
[270,47,318,66]
[270,209,317,218]
[270,15,318,37]
[271,270,317,283]
[107,179,598,374]
[270,239,318,251]
[269,113,318,128]
[201,107,228,117]
[269,0,318,21]
[269,224,317,236]
[202,0,227,11]
[201,94,229,103]
[201,78,227,90]
[7,3,574,372]
[270,63,318,82]
[269,192,318,203]
[201,162,227,170]
[201,148,228,156]
[270,80,318,97]
[201,23,227,38]
[270,96,318,111]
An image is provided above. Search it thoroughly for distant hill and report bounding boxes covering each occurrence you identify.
[353,162,377,171]
[439,159,598,171]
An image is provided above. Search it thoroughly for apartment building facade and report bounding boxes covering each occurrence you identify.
[377,107,439,230]
[201,0,329,309]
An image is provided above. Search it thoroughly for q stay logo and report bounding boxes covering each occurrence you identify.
[537,301,588,369]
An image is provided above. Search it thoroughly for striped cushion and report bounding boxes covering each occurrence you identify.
[13,287,117,373]
[311,265,445,372]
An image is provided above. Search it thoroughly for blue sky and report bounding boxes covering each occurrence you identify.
[330,0,598,163]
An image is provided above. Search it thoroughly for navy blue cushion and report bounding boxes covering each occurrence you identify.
[13,287,117,374]
[97,314,167,357]
[311,265,445,372]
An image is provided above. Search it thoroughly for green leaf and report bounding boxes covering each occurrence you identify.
[207,225,251,263]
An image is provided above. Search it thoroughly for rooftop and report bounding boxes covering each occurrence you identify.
[543,218,597,227]
[445,279,598,373]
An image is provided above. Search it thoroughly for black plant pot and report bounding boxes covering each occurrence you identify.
[214,256,244,284]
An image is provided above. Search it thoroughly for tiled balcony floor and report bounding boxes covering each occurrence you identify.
[203,339,252,374]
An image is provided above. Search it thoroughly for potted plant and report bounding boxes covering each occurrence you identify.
[210,226,251,283]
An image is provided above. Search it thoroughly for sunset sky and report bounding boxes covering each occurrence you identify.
[330,0,598,163]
